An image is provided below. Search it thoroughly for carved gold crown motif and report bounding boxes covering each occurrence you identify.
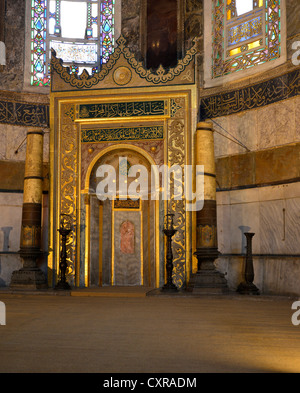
[50,35,197,89]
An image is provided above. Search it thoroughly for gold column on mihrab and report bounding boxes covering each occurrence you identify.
[195,121,218,266]
[20,129,44,252]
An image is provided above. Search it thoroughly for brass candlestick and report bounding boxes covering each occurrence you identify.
[162,214,178,292]
[237,232,260,295]
[55,216,72,290]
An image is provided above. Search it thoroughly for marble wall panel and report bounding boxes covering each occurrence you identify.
[213,96,299,161]
[230,153,255,189]
[217,182,300,257]
[0,254,23,287]
[215,155,231,190]
[258,200,286,254]
[284,198,300,254]
[287,33,300,61]
[262,258,300,296]
[90,196,100,286]
[149,199,155,287]
[229,202,261,254]
[217,255,300,296]
[227,110,258,155]
[5,125,27,161]
[272,99,296,147]
[213,116,229,158]
[113,210,141,286]
[258,184,285,202]
[286,0,300,39]
[255,144,300,184]
[275,258,300,296]
[257,104,278,150]
[0,193,23,253]
[0,124,7,160]
[216,203,231,254]
[43,131,49,163]
[282,182,300,199]
[295,96,300,142]
[102,199,112,285]
[2,125,49,163]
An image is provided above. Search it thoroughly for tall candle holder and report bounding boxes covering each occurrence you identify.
[55,215,72,290]
[237,232,260,295]
[161,213,178,292]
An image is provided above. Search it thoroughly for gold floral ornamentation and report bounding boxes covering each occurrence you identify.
[167,97,186,289]
[59,104,78,285]
[113,66,132,86]
[51,35,197,89]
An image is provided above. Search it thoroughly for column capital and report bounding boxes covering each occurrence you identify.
[196,121,213,131]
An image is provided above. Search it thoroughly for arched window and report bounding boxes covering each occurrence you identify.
[30,0,117,87]
[204,0,286,87]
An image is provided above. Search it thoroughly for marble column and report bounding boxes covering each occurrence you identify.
[10,129,47,289]
[189,121,228,293]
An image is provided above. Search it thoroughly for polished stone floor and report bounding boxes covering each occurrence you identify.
[0,288,299,373]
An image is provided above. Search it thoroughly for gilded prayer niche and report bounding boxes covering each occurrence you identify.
[212,0,282,79]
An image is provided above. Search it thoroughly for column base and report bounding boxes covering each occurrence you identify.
[187,271,229,294]
[187,256,229,294]
[10,268,47,290]
[237,281,260,295]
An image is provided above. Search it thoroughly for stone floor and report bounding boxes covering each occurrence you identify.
[0,287,300,374]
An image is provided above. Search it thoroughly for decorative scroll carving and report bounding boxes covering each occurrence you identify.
[167,97,186,289]
[51,35,197,89]
[59,104,78,285]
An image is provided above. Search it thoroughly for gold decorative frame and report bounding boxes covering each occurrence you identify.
[49,37,198,289]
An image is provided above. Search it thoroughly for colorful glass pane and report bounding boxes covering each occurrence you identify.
[30,0,115,86]
[31,0,49,86]
[100,0,114,63]
[228,16,263,47]
[236,0,253,16]
[212,0,281,78]
[51,41,98,63]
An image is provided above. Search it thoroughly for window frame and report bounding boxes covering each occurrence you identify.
[23,0,121,93]
[203,0,287,88]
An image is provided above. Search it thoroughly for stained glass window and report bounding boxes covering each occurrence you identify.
[211,0,283,80]
[30,0,115,87]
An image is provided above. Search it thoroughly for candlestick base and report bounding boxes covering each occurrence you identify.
[161,283,178,292]
[55,280,71,290]
[237,281,260,295]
